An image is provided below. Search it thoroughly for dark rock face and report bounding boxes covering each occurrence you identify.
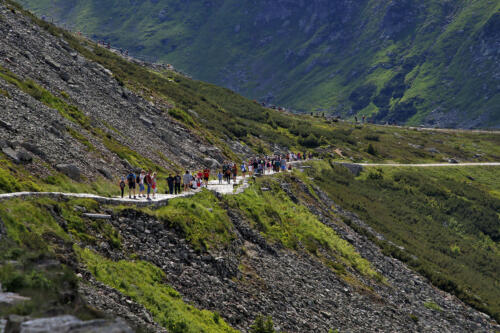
[339,162,363,176]
[56,164,81,180]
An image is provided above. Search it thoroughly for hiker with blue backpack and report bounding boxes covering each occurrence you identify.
[126,171,137,199]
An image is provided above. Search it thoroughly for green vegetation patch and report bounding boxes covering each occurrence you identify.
[67,127,96,151]
[76,247,237,333]
[145,190,235,252]
[0,198,68,247]
[424,301,443,312]
[226,178,380,280]
[304,160,500,321]
[0,155,42,193]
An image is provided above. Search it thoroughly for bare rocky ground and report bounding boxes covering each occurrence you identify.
[0,3,224,181]
[75,178,499,333]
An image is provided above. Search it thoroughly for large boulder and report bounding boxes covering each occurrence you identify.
[340,163,363,176]
[56,164,81,180]
[203,158,220,169]
[2,147,20,163]
[1,147,32,164]
[97,167,113,180]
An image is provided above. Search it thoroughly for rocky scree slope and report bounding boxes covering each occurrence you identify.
[2,175,498,332]
[17,0,500,128]
[0,2,226,187]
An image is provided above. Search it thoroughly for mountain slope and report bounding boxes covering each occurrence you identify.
[0,1,500,331]
[17,0,500,128]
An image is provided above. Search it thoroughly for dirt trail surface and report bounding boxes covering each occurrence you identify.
[358,162,500,167]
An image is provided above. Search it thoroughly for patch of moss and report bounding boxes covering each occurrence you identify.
[424,301,443,312]
[76,247,238,333]
[0,87,10,98]
[0,156,42,193]
[0,198,68,247]
[67,127,96,151]
[145,190,235,252]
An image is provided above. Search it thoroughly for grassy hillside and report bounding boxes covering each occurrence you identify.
[17,0,500,128]
[300,161,500,321]
[2,0,500,198]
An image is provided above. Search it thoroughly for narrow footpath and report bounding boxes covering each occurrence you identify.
[0,161,499,206]
[0,170,283,207]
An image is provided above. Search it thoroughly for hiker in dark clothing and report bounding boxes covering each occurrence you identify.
[166,174,175,195]
[174,174,182,194]
[232,164,238,183]
[126,171,137,199]
[119,176,126,198]
[225,166,232,184]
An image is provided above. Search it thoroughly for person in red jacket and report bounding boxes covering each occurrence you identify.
[144,171,153,201]
[203,168,210,186]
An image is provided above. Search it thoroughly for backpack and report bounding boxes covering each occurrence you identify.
[120,180,126,188]
[136,175,141,183]
[127,174,135,183]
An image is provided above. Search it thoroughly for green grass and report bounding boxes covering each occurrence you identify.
[143,190,236,252]
[226,176,381,280]
[67,127,96,151]
[16,0,500,127]
[76,247,238,333]
[302,160,500,321]
[424,301,443,312]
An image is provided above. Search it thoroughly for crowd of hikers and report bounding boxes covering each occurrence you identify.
[119,152,314,200]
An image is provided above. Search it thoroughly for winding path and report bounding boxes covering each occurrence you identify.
[1,161,499,206]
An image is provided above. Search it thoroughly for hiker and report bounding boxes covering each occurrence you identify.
[217,170,223,184]
[145,171,153,201]
[183,171,192,191]
[241,162,247,179]
[174,173,182,194]
[248,160,253,176]
[362,115,366,124]
[166,174,175,195]
[151,172,157,199]
[232,163,238,183]
[355,116,358,123]
[126,171,137,199]
[280,158,287,172]
[138,170,146,198]
[203,168,210,186]
[225,165,232,184]
[119,176,126,198]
